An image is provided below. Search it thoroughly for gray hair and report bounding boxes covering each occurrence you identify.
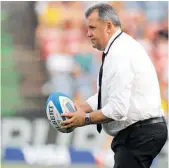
[85,3,121,27]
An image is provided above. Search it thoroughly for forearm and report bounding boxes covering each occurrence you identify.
[89,110,114,124]
[78,102,93,113]
[78,103,115,124]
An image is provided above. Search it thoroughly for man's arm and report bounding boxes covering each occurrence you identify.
[61,53,134,128]
[76,103,114,123]
[77,92,98,113]
[61,108,114,129]
[77,102,93,113]
[89,110,114,124]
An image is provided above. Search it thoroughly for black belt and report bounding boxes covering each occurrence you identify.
[111,116,166,151]
[129,117,166,129]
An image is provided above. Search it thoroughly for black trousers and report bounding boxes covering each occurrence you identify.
[111,118,168,168]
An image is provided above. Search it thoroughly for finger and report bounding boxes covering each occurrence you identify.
[61,123,74,129]
[65,109,69,113]
[61,118,73,126]
[61,112,73,118]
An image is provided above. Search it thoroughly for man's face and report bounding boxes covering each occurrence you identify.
[86,10,109,51]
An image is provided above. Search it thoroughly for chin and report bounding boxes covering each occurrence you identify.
[92,44,96,48]
[96,46,102,51]
[92,43,101,50]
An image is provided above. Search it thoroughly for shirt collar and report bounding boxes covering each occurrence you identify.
[104,28,122,54]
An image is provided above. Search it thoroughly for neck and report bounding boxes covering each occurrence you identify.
[109,27,120,41]
[102,27,120,51]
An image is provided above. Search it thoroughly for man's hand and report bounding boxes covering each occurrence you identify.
[61,104,86,129]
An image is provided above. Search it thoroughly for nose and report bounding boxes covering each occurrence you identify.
[87,30,92,38]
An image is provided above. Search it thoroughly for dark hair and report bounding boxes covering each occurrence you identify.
[85,3,121,27]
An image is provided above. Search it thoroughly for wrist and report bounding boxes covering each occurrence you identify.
[85,113,91,125]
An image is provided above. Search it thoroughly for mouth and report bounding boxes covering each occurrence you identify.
[91,39,95,43]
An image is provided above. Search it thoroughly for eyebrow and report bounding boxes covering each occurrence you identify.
[88,25,96,28]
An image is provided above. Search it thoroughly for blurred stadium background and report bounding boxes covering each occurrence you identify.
[1,1,168,168]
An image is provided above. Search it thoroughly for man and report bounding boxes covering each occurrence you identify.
[61,3,167,168]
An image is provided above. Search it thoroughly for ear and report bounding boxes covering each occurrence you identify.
[107,21,112,33]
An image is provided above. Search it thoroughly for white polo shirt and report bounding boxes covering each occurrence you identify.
[86,29,164,136]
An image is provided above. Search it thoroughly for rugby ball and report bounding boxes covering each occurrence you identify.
[46,92,76,133]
